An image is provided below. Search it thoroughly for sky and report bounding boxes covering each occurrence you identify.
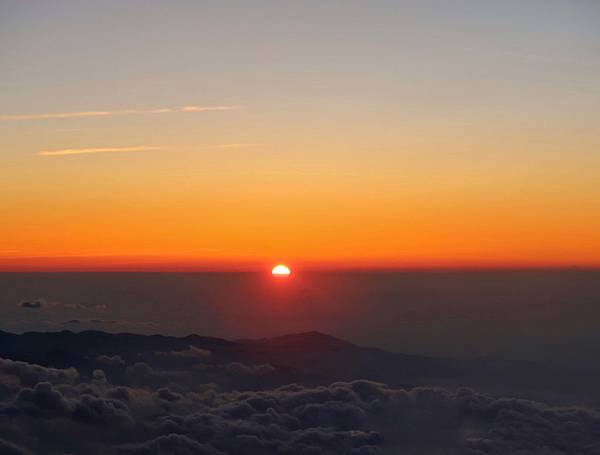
[1,0,599,270]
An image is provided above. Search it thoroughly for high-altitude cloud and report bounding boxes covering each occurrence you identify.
[0,105,241,121]
[39,146,163,157]
[38,143,263,156]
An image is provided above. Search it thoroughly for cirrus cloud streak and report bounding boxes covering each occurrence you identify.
[39,143,265,157]
[0,105,241,121]
[38,146,163,156]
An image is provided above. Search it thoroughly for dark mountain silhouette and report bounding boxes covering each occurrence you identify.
[0,329,597,405]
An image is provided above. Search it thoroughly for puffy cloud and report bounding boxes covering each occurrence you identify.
[72,394,132,425]
[12,382,72,418]
[156,388,182,402]
[95,355,126,367]
[294,400,367,429]
[0,357,600,454]
[0,358,78,386]
[107,386,131,402]
[9,381,133,426]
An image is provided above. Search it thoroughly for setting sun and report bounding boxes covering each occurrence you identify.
[271,264,291,277]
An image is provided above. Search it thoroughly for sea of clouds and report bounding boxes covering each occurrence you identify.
[1,349,600,455]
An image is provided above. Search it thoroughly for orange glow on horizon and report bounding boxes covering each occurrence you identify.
[0,254,598,272]
[2,164,600,272]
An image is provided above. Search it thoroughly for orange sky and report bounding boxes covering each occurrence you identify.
[1,2,599,271]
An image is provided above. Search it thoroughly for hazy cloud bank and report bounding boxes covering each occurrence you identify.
[18,299,107,311]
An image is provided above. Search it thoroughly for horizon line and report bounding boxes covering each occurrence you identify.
[0,259,597,273]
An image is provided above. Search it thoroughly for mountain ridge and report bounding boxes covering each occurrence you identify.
[1,328,598,406]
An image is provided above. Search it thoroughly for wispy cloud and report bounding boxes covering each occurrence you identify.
[0,105,241,121]
[213,143,265,149]
[39,146,163,157]
[38,143,264,157]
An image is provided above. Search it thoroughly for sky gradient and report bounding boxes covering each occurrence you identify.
[1,0,599,270]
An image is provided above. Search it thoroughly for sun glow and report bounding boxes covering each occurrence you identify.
[272,264,291,276]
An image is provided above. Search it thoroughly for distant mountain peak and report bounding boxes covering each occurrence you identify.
[238,331,355,348]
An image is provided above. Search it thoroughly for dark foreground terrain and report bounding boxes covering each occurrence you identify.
[0,330,599,454]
